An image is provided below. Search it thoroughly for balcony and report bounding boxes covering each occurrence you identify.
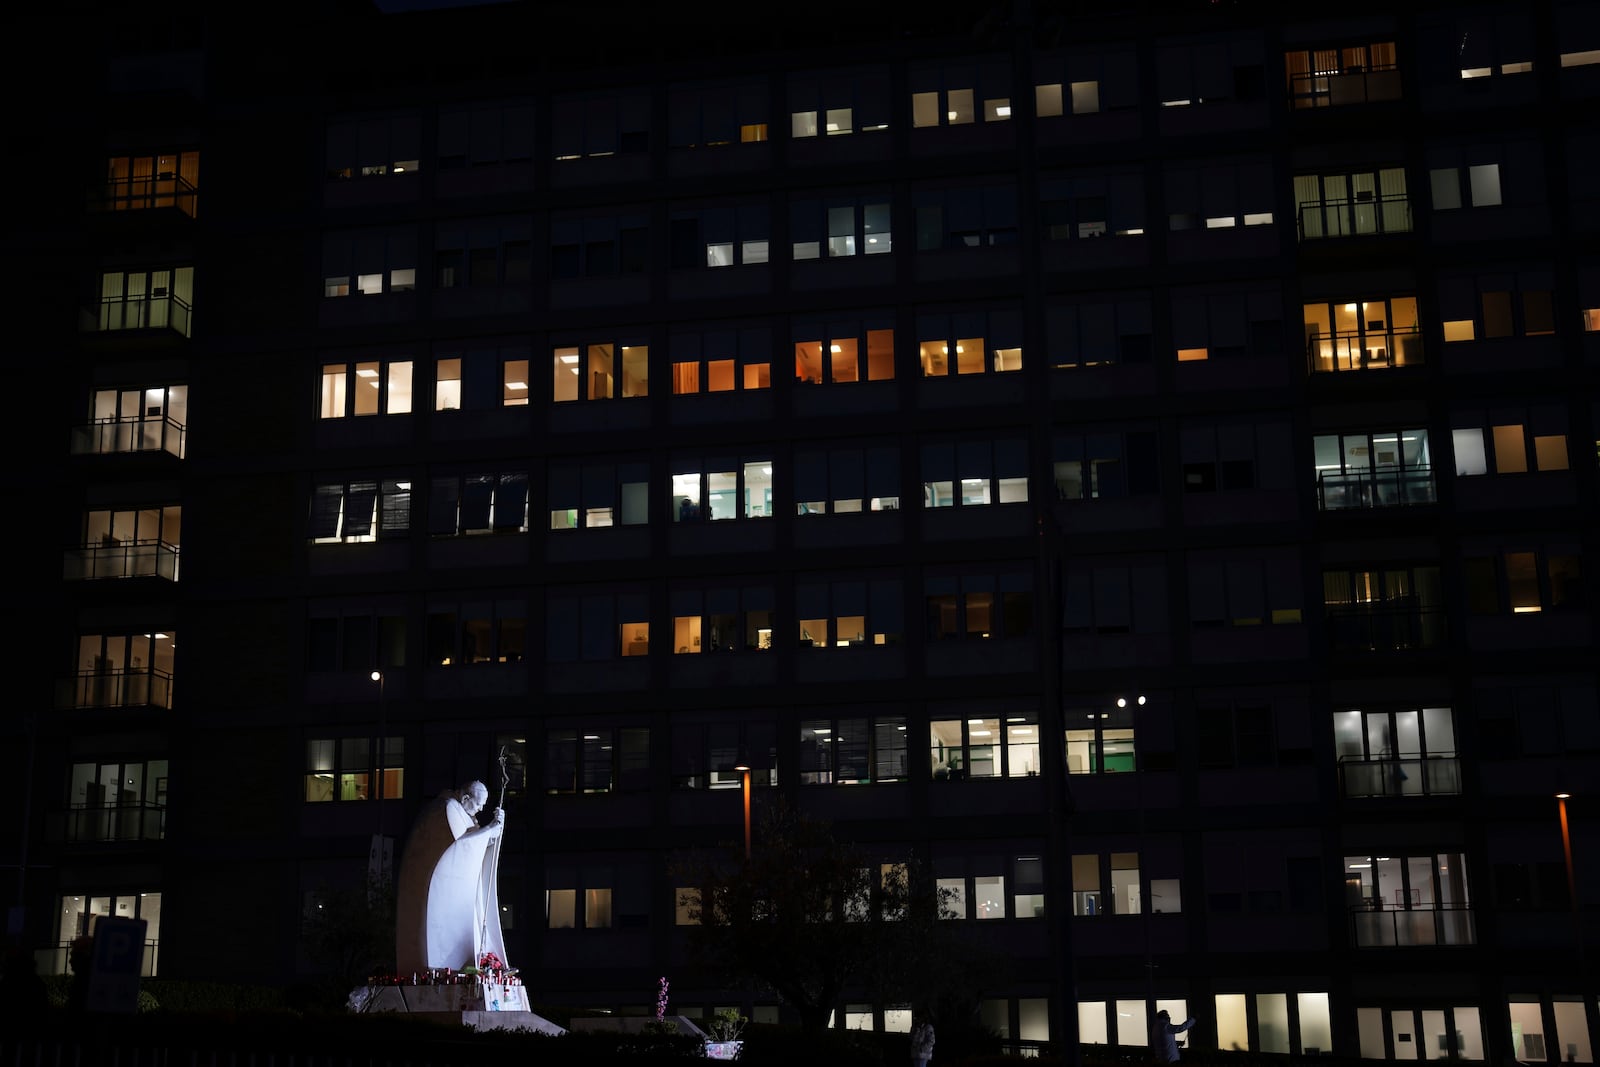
[41,940,159,978]
[70,415,187,459]
[1325,603,1446,651]
[1338,754,1462,798]
[1289,65,1402,109]
[44,802,166,844]
[63,539,180,581]
[1298,194,1411,240]
[1350,903,1476,947]
[64,667,174,710]
[1316,467,1436,511]
[94,292,193,338]
[1307,327,1422,372]
[90,173,198,218]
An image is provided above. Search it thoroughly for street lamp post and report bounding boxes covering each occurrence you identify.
[1556,792,1582,969]
[369,671,389,892]
[1118,694,1154,1018]
[734,764,752,859]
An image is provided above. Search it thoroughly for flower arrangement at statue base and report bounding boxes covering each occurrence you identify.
[356,952,529,1013]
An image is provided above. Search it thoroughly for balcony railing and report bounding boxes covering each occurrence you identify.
[1338,754,1462,798]
[1298,194,1412,240]
[96,293,193,338]
[63,539,180,581]
[42,940,159,978]
[44,803,166,844]
[70,416,186,459]
[1290,66,1402,109]
[67,668,174,710]
[1325,603,1446,651]
[91,173,198,217]
[1307,327,1423,372]
[1317,466,1436,511]
[1350,903,1475,947]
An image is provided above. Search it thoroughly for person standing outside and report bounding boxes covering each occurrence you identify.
[910,1016,936,1067]
[1153,1009,1197,1063]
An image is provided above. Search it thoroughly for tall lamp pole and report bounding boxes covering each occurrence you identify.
[1556,792,1581,970]
[369,671,389,891]
[1119,694,1153,1015]
[734,765,752,859]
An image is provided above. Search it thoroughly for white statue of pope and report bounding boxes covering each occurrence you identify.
[395,780,507,976]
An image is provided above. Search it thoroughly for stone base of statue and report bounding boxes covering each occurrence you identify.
[347,982,567,1035]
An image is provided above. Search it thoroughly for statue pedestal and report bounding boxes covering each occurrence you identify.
[349,983,566,1035]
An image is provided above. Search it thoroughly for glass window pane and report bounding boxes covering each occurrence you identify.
[973,874,1005,919]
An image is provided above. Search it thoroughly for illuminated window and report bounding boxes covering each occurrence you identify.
[1303,295,1420,372]
[99,268,195,337]
[435,358,462,411]
[1284,42,1399,108]
[917,309,1022,377]
[671,325,772,395]
[323,230,416,299]
[551,341,648,402]
[788,68,892,138]
[78,384,188,459]
[1065,704,1136,774]
[58,893,163,976]
[103,151,200,215]
[74,632,177,711]
[670,458,773,521]
[794,579,903,650]
[921,438,1029,508]
[321,359,412,418]
[305,736,403,802]
[1294,168,1410,239]
[1312,428,1434,510]
[618,621,650,657]
[75,506,181,582]
[929,713,1039,780]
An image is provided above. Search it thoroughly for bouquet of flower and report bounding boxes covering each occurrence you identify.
[478,951,505,978]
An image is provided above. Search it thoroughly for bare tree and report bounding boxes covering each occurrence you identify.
[672,798,971,1033]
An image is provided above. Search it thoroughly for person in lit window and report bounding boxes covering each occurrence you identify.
[1153,1010,1197,1062]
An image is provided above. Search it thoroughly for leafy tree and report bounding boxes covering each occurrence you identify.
[672,798,974,1033]
[300,875,395,992]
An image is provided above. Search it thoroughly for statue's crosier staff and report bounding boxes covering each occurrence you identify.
[480,746,511,960]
